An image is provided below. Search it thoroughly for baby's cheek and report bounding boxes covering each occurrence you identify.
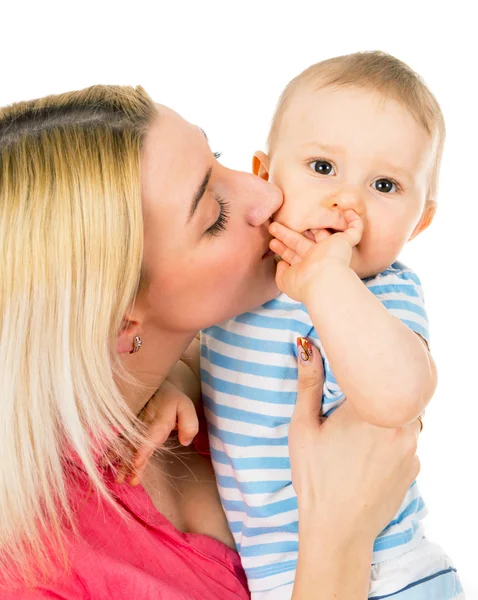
[273,198,305,231]
[360,227,406,272]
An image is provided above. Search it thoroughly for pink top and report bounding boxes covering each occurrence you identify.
[2,459,249,599]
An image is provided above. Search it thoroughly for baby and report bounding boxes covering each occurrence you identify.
[122,52,463,598]
[199,52,464,599]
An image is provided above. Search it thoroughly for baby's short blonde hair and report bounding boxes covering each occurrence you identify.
[268,51,445,203]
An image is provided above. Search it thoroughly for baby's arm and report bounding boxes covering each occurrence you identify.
[165,335,201,403]
[305,264,436,427]
[115,337,202,485]
[270,217,436,428]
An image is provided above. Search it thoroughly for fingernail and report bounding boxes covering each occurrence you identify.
[297,337,313,364]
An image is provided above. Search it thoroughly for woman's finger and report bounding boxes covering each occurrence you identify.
[269,238,302,265]
[269,221,315,257]
[294,337,324,421]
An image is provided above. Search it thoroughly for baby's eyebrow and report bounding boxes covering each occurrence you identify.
[300,141,343,154]
[376,161,412,182]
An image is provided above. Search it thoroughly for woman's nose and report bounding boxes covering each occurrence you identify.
[246,177,283,227]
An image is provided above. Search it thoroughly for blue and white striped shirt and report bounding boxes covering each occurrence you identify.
[201,262,429,597]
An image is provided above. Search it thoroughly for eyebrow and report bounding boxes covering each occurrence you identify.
[376,161,412,182]
[300,141,344,153]
[188,167,212,222]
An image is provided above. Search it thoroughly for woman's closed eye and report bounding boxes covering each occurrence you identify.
[205,195,230,237]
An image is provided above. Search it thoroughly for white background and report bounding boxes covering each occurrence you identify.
[2,0,476,595]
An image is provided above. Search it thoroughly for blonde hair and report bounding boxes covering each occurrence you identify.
[0,85,157,586]
[268,51,445,202]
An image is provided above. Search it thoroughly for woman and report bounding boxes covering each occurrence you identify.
[0,85,420,599]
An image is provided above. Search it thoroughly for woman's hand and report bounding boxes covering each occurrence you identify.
[291,337,420,541]
[291,337,421,599]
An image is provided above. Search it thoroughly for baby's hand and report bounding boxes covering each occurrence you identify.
[269,209,363,303]
[115,381,200,486]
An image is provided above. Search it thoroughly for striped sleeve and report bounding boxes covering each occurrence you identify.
[364,261,430,346]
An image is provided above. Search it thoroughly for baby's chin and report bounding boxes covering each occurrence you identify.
[351,251,397,280]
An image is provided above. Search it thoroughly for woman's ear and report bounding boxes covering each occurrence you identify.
[116,318,142,354]
[252,151,270,181]
[409,201,437,241]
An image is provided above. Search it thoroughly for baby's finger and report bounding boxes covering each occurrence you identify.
[100,443,121,468]
[114,443,136,484]
[176,396,200,446]
[115,462,130,485]
[343,210,363,247]
[129,426,172,486]
[313,229,333,244]
[269,222,315,257]
[129,448,155,486]
[269,239,302,266]
[275,259,290,291]
[130,404,180,485]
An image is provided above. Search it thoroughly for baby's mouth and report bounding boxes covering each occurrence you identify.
[304,227,341,240]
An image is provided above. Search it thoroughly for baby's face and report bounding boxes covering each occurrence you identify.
[263,85,436,278]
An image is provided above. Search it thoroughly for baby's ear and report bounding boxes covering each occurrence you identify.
[252,151,270,181]
[409,201,437,240]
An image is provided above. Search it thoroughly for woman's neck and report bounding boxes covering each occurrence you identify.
[119,328,196,416]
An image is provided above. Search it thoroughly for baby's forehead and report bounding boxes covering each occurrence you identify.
[271,83,430,150]
[269,83,364,150]
[269,83,436,181]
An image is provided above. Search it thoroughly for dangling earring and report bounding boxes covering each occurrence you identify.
[130,336,142,354]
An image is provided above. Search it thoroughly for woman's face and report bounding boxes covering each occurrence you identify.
[140,105,282,333]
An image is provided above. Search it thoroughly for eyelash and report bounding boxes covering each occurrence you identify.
[214,151,222,160]
[307,158,402,193]
[374,176,402,193]
[306,157,336,174]
[206,195,230,237]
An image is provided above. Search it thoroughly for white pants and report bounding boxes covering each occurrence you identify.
[369,537,464,599]
[252,537,464,600]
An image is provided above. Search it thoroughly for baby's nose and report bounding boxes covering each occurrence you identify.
[325,188,365,214]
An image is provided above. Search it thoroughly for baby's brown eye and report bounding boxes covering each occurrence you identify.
[373,179,397,193]
[311,160,335,175]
